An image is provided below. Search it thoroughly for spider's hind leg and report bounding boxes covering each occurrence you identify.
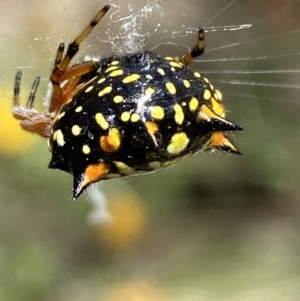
[12,71,53,138]
[181,28,205,66]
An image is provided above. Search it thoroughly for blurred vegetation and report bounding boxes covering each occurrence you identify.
[1,1,300,300]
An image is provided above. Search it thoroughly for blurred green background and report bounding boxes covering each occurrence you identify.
[1,0,300,300]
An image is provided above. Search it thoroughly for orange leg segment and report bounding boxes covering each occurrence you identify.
[49,5,111,113]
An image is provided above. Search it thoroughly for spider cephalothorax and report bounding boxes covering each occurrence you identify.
[12,4,242,200]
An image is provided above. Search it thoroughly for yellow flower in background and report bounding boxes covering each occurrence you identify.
[101,281,172,301]
[94,190,148,251]
[0,96,38,156]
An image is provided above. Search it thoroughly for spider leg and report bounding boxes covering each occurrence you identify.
[50,43,68,110]
[13,71,40,109]
[54,43,65,68]
[59,4,110,72]
[181,28,205,66]
[12,71,53,138]
[60,61,98,82]
[26,75,40,108]
[49,4,110,113]
[13,70,22,106]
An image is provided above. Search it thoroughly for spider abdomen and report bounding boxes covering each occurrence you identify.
[48,51,241,199]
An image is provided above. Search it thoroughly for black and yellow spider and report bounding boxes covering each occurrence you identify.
[12,4,242,200]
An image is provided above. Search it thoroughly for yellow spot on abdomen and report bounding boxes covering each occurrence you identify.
[82,144,91,154]
[105,66,118,73]
[113,95,124,104]
[100,128,121,152]
[169,61,182,68]
[98,78,106,84]
[54,129,65,147]
[165,82,176,95]
[71,125,81,136]
[122,74,140,84]
[110,60,120,65]
[95,113,109,130]
[203,89,211,100]
[131,113,140,123]
[85,86,94,93]
[109,69,124,77]
[167,132,190,155]
[194,72,201,78]
[150,106,165,120]
[120,111,131,122]
[173,104,184,125]
[157,68,165,76]
[145,87,155,96]
[98,86,112,97]
[183,80,191,88]
[189,97,199,113]
[75,106,83,113]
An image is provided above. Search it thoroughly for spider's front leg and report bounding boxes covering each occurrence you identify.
[12,4,111,137]
[49,4,110,113]
[12,71,53,138]
[181,28,205,66]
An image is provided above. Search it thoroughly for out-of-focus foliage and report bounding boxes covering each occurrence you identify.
[93,191,148,251]
[0,97,38,156]
[1,1,300,301]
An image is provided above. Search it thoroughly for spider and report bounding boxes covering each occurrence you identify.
[12,4,242,201]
